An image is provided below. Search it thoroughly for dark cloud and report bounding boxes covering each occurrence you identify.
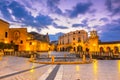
[99,17,109,22]
[105,0,112,11]
[52,23,68,29]
[112,18,120,24]
[72,24,86,27]
[47,0,63,15]
[9,1,29,19]
[105,0,120,16]
[0,0,53,29]
[82,19,88,24]
[35,15,53,27]
[88,9,96,13]
[57,26,68,29]
[0,1,13,21]
[67,2,92,18]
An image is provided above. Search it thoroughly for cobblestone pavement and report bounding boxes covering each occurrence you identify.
[0,55,120,80]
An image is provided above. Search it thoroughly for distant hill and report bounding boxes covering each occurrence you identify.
[29,32,49,42]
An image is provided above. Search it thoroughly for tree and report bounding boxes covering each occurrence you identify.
[0,42,15,52]
[0,42,5,50]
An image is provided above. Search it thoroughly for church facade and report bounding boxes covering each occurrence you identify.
[58,30,120,53]
[0,19,50,52]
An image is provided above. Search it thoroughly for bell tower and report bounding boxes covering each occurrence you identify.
[90,30,98,38]
[89,30,99,52]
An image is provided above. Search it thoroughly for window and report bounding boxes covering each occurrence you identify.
[5,32,8,38]
[11,41,13,43]
[20,40,23,44]
[73,38,75,40]
[30,42,32,45]
[79,31,80,33]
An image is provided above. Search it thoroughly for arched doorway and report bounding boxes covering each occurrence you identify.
[100,47,104,53]
[114,46,119,53]
[74,47,76,51]
[106,47,111,53]
[77,45,83,52]
[62,47,65,51]
[86,48,89,52]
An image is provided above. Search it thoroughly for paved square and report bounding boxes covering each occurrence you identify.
[0,56,120,80]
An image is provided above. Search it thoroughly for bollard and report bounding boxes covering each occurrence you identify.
[51,56,55,63]
[82,54,86,62]
[34,54,36,60]
[29,55,34,62]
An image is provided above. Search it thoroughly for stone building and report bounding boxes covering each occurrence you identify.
[58,30,88,51]
[0,19,9,43]
[58,30,120,53]
[0,19,49,52]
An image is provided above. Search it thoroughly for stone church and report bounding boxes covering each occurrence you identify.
[0,19,50,52]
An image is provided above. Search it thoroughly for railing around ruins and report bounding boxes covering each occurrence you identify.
[1,51,120,60]
[3,51,32,58]
[75,51,120,59]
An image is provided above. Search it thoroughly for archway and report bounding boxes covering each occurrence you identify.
[114,46,119,53]
[77,45,83,52]
[106,47,111,53]
[100,47,104,53]
[74,47,75,51]
[62,47,65,51]
[86,48,89,52]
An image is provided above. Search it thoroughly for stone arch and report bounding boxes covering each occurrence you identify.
[106,47,111,53]
[100,47,104,53]
[74,47,76,51]
[114,46,119,53]
[77,45,83,52]
[62,47,65,51]
[85,48,89,52]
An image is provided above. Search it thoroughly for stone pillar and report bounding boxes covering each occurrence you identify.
[29,55,34,62]
[51,56,55,63]
[82,54,86,62]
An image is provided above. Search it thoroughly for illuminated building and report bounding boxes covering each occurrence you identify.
[58,30,88,52]
[0,19,9,43]
[0,19,49,52]
[58,30,120,53]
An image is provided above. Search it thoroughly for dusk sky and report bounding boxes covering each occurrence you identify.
[0,0,120,41]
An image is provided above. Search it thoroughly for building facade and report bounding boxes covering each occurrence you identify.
[0,19,9,43]
[58,30,120,53]
[0,19,49,52]
[58,30,88,51]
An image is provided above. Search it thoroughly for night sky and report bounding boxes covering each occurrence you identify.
[0,0,120,41]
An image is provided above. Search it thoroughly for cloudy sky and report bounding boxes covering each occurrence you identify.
[0,0,120,41]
